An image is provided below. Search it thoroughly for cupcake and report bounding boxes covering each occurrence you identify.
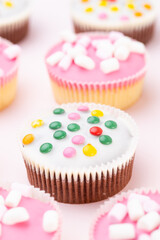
[0,0,31,43]
[0,37,20,110]
[90,189,160,240]
[20,103,138,204]
[45,31,147,109]
[0,182,61,240]
[71,0,156,43]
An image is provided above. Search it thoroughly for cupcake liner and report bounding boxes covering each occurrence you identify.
[21,103,138,204]
[90,188,160,240]
[0,182,61,240]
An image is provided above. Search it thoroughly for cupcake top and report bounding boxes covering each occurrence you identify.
[0,37,20,79]
[20,103,138,173]
[0,183,60,239]
[71,0,156,28]
[91,190,160,240]
[45,31,146,84]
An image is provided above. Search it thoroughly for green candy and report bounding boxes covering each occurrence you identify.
[105,120,117,129]
[99,135,112,145]
[49,121,62,130]
[53,108,65,115]
[87,116,100,124]
[40,143,53,153]
[67,123,80,132]
[54,130,66,140]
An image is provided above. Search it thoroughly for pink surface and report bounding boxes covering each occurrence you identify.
[0,1,160,240]
[0,188,57,239]
[46,35,146,83]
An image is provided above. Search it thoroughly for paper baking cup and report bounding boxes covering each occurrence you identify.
[0,182,61,240]
[90,188,160,240]
[48,66,146,110]
[21,103,138,204]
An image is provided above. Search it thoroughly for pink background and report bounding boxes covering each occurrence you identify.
[0,1,160,239]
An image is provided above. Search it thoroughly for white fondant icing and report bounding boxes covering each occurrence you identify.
[2,207,29,225]
[100,58,120,74]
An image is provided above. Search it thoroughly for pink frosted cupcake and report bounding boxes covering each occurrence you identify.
[45,31,146,109]
[0,37,20,110]
[0,183,61,240]
[91,189,160,240]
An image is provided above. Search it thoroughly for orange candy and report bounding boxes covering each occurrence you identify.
[22,134,34,145]
[144,4,152,10]
[134,12,143,17]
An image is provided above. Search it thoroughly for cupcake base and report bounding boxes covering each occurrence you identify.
[24,155,134,204]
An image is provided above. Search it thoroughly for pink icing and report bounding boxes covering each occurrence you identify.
[93,192,160,240]
[72,135,85,145]
[46,34,146,84]
[77,105,89,112]
[63,147,76,158]
[68,112,81,120]
[0,188,58,240]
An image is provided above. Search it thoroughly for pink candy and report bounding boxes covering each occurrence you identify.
[98,13,108,20]
[63,147,76,158]
[72,135,85,145]
[68,113,80,120]
[77,105,89,112]
[120,16,129,21]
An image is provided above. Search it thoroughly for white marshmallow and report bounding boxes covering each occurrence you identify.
[68,44,86,59]
[109,223,135,239]
[11,183,32,198]
[2,207,29,225]
[60,31,76,43]
[143,199,160,213]
[138,234,150,240]
[130,42,145,54]
[74,55,95,70]
[0,69,4,78]
[108,203,127,223]
[114,37,132,49]
[92,39,111,49]
[0,205,7,220]
[128,193,150,203]
[43,210,59,233]
[0,195,4,205]
[4,45,21,60]
[5,190,22,208]
[59,54,72,71]
[77,36,90,48]
[137,211,160,232]
[100,57,119,74]
[151,229,160,240]
[62,42,72,53]
[96,43,114,59]
[114,45,130,61]
[109,31,124,42]
[46,51,64,66]
[127,198,144,221]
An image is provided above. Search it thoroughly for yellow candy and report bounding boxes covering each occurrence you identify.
[83,144,97,157]
[22,134,34,145]
[110,6,119,12]
[81,0,89,2]
[127,3,135,9]
[134,11,143,17]
[99,0,107,7]
[85,7,93,12]
[31,119,44,128]
[4,1,13,7]
[91,110,104,117]
[144,4,152,10]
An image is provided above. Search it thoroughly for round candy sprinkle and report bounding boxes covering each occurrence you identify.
[31,119,44,128]
[87,116,100,124]
[68,113,80,120]
[105,120,117,129]
[77,105,89,112]
[91,110,104,117]
[90,126,103,136]
[72,135,85,145]
[110,6,119,11]
[99,0,107,7]
[49,121,62,130]
[67,123,80,132]
[99,135,112,145]
[144,4,152,10]
[40,143,53,153]
[63,147,76,158]
[83,144,97,157]
[22,134,34,145]
[134,12,143,17]
[4,1,13,7]
[53,108,65,115]
[85,7,93,12]
[54,130,66,140]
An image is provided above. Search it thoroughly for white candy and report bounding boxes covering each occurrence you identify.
[130,42,145,54]
[11,183,32,198]
[127,198,144,221]
[77,36,90,48]
[138,234,150,240]
[0,69,4,78]
[128,193,150,203]
[5,190,22,208]
[137,211,160,232]
[143,199,160,213]
[2,207,29,225]
[46,51,64,66]
[68,44,86,59]
[114,37,132,49]
[74,55,95,70]
[114,45,130,61]
[62,42,72,53]
[151,229,160,240]
[108,203,127,223]
[0,195,4,205]
[92,39,111,49]
[96,43,114,59]
[59,55,72,71]
[4,45,21,60]
[43,210,59,233]
[100,58,119,74]
[109,223,135,239]
[109,31,124,42]
[60,31,76,43]
[0,205,7,220]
